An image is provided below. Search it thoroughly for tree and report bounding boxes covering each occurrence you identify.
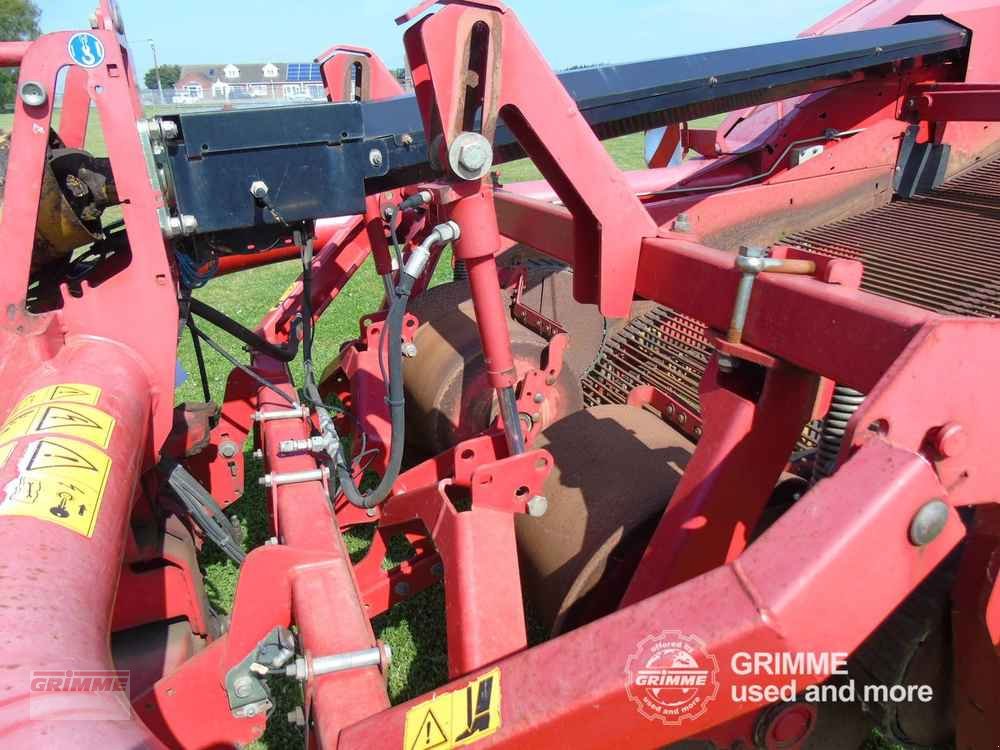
[0,0,41,112]
[145,64,181,92]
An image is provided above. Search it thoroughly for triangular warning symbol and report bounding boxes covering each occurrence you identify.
[25,440,99,473]
[410,708,448,750]
[37,406,101,432]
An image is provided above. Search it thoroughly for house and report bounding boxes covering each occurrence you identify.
[174,62,325,103]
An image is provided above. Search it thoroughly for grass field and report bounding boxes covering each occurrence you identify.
[7,107,905,747]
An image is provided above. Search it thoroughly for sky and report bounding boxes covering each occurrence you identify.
[36,0,847,77]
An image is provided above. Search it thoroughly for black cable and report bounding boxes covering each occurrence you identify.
[188,318,298,406]
[296,228,414,510]
[187,315,212,404]
[188,297,301,363]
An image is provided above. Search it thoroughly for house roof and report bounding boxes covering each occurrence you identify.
[177,62,322,84]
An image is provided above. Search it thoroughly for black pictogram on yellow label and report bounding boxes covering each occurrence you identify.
[14,383,101,411]
[0,437,112,537]
[0,403,115,448]
[402,668,501,750]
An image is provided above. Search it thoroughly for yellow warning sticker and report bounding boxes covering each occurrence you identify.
[0,403,115,448]
[403,668,501,750]
[0,437,112,537]
[15,383,102,411]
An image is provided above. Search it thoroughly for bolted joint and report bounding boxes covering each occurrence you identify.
[219,440,239,459]
[527,495,549,517]
[253,405,310,422]
[164,214,198,238]
[448,131,494,181]
[279,435,331,455]
[19,81,47,107]
[401,341,419,358]
[249,180,269,200]
[259,466,330,488]
[909,499,950,546]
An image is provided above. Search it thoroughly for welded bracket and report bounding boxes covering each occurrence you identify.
[401,0,658,316]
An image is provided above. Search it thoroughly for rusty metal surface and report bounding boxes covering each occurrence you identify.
[404,283,584,456]
[785,151,1000,317]
[515,404,693,635]
[583,306,712,417]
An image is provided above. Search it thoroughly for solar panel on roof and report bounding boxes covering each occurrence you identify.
[287,63,321,82]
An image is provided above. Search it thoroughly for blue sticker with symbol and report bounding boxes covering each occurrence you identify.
[67,33,105,69]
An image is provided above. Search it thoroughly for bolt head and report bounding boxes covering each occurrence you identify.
[394,581,411,597]
[527,495,548,517]
[249,180,269,199]
[458,142,488,172]
[717,354,736,373]
[401,341,418,358]
[160,119,179,140]
[369,148,384,168]
[931,422,966,459]
[233,676,253,699]
[532,392,545,404]
[219,440,238,458]
[19,81,47,107]
[909,499,950,546]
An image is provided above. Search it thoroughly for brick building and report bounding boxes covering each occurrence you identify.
[174,62,324,103]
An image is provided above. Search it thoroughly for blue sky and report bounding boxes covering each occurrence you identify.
[37,1,846,77]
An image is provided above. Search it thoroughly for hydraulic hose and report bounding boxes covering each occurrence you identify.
[304,221,460,510]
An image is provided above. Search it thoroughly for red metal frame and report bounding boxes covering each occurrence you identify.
[3,0,1000,748]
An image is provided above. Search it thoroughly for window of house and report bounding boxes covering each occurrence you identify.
[185,83,203,99]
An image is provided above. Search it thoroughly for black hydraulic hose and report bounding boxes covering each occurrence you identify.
[188,296,301,363]
[296,229,414,509]
[332,282,412,509]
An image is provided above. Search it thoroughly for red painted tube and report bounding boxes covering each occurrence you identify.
[253,355,390,746]
[0,337,162,747]
[0,41,30,67]
[451,192,518,389]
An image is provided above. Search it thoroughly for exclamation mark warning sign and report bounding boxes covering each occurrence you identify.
[411,708,447,750]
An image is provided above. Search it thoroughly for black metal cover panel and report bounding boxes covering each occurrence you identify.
[161,19,967,235]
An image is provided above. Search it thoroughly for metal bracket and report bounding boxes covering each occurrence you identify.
[224,626,297,718]
[508,267,567,341]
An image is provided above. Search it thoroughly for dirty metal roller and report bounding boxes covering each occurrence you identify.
[515,404,694,635]
[404,264,613,456]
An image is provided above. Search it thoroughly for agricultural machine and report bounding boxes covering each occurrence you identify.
[0,0,999,746]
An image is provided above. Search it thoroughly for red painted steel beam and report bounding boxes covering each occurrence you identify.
[341,440,962,748]
[623,360,820,605]
[494,192,931,392]
[0,41,30,66]
[0,339,161,746]
[381,482,528,677]
[910,83,1000,122]
[252,354,391,744]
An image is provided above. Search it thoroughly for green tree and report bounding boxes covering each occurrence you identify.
[144,64,181,92]
[0,0,41,112]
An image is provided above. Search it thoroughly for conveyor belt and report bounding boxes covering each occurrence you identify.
[785,152,1000,317]
[583,150,1000,437]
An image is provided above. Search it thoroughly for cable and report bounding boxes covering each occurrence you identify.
[188,318,299,406]
[634,129,866,198]
[187,315,212,404]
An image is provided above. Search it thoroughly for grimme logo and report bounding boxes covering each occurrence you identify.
[29,670,130,720]
[625,630,720,724]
